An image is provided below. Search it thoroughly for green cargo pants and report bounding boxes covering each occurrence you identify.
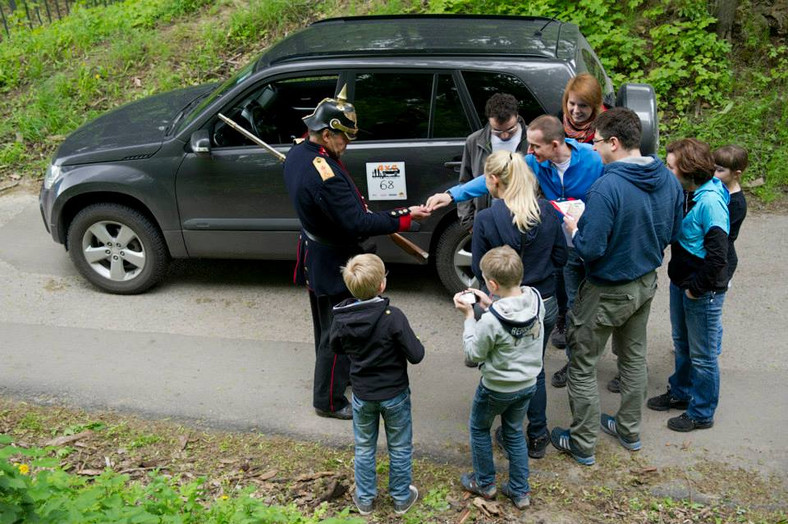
[566,271,658,456]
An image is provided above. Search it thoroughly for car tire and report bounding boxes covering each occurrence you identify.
[435,220,479,294]
[67,203,169,295]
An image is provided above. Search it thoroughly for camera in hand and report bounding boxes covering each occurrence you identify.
[459,291,477,305]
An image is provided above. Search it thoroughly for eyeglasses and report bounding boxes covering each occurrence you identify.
[491,123,519,136]
[592,136,611,144]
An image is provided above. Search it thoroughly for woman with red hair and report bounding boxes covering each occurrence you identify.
[558,73,606,145]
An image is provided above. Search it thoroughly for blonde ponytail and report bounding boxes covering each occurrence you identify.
[484,150,541,232]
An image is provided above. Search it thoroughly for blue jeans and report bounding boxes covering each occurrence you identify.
[526,295,557,440]
[469,381,536,496]
[352,389,413,505]
[563,248,585,359]
[668,283,726,423]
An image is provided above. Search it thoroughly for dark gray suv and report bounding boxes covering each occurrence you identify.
[39,15,658,294]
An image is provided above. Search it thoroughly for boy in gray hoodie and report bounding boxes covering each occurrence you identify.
[453,246,545,510]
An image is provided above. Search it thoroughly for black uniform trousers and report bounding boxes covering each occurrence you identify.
[309,288,352,412]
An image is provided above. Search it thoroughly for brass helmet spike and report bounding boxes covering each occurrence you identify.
[336,84,349,107]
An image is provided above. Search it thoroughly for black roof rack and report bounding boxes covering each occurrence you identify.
[257,15,567,68]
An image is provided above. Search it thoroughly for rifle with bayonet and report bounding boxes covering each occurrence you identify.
[217,113,429,263]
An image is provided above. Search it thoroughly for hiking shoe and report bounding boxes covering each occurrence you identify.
[667,412,714,432]
[551,363,568,388]
[494,426,549,460]
[607,376,621,393]
[550,427,595,466]
[351,492,373,515]
[551,315,567,349]
[646,389,689,412]
[600,414,641,451]
[500,482,530,510]
[460,473,496,500]
[393,485,418,515]
[528,431,550,459]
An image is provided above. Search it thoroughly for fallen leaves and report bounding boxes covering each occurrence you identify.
[471,497,501,517]
[45,430,94,447]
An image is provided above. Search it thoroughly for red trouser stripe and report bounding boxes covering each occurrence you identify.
[329,353,338,412]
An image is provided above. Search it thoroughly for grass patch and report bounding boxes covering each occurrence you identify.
[1,397,785,523]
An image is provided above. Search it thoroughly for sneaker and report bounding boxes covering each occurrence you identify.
[549,427,595,466]
[646,389,689,412]
[460,472,497,500]
[500,482,530,510]
[600,414,641,451]
[607,376,621,393]
[551,315,567,349]
[667,412,714,432]
[352,492,373,515]
[393,485,418,515]
[551,363,568,388]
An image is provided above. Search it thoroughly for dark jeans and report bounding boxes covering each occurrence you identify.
[309,289,351,412]
[563,248,586,360]
[526,295,557,439]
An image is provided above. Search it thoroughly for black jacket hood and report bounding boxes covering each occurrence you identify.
[332,296,389,342]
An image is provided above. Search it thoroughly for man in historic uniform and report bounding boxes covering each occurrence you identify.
[283,86,430,419]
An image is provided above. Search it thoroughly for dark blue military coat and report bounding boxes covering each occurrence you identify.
[283,139,411,296]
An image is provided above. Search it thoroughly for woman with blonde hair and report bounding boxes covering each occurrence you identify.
[559,73,605,144]
[469,150,568,460]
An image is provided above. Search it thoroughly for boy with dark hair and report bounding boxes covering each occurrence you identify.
[454,246,545,510]
[329,254,425,515]
[713,145,748,284]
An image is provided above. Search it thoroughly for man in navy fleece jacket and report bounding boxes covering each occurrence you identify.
[550,107,683,466]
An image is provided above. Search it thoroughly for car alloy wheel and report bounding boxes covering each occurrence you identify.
[67,203,169,294]
[435,220,479,293]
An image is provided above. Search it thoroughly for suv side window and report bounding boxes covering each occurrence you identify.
[432,73,472,138]
[352,72,432,141]
[213,74,338,147]
[462,71,544,125]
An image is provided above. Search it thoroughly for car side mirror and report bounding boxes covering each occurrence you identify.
[190,129,211,156]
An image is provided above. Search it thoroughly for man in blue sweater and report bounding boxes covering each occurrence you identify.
[550,108,683,465]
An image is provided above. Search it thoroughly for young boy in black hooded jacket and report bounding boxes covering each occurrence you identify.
[329,254,425,516]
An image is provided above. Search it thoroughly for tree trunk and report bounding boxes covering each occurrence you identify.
[715,0,738,40]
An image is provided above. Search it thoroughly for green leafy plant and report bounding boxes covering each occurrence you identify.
[0,435,363,523]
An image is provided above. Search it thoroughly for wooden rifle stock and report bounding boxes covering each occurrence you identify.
[216,113,429,263]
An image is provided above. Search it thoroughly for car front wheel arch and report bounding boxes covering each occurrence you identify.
[434,219,479,294]
[66,203,169,295]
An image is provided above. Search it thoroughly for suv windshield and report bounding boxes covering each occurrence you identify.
[176,61,256,134]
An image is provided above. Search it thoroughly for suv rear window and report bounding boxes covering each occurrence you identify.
[462,71,544,125]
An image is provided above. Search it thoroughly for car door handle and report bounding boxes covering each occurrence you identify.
[444,161,461,170]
